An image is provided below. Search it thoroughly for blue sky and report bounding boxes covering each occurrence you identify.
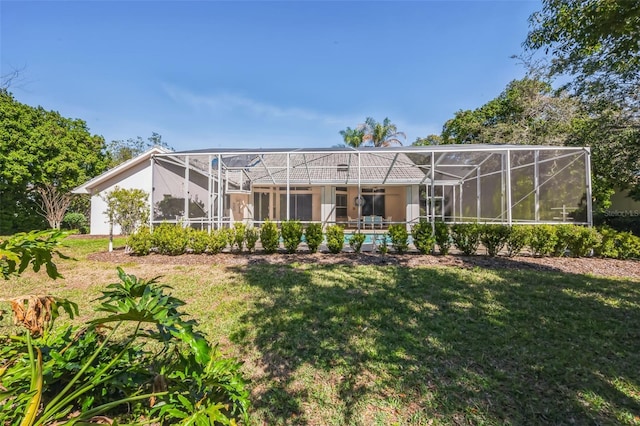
[1,0,541,151]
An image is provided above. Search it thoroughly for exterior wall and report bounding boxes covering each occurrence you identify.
[88,160,153,235]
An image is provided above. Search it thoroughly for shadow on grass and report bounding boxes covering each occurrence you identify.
[229,263,640,425]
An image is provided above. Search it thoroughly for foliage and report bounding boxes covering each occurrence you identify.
[411,221,435,254]
[613,231,640,260]
[565,226,601,257]
[105,132,171,168]
[304,223,324,253]
[528,224,558,256]
[325,225,344,254]
[433,221,452,255]
[103,186,149,235]
[480,224,510,257]
[127,225,152,256]
[208,229,228,254]
[0,267,249,425]
[281,220,303,254]
[230,222,246,252]
[152,223,189,255]
[594,226,619,259]
[0,90,109,234]
[506,225,531,257]
[339,117,406,148]
[388,224,409,254]
[61,212,89,234]
[348,232,366,253]
[0,229,69,279]
[552,224,575,256]
[245,226,260,253]
[451,223,481,256]
[260,220,280,254]
[375,233,389,255]
[188,228,210,254]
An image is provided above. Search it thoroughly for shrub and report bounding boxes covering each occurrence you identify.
[127,225,152,255]
[208,228,228,254]
[305,223,324,253]
[376,233,389,255]
[506,225,531,257]
[188,228,209,254]
[565,226,600,257]
[451,223,481,256]
[230,222,247,252]
[348,232,366,253]
[528,225,558,256]
[388,224,409,254]
[411,221,435,254]
[480,224,510,257]
[281,220,303,254]
[616,231,640,259]
[325,225,344,254]
[152,223,189,255]
[62,212,89,234]
[552,224,576,257]
[260,220,280,254]
[434,221,451,255]
[594,226,618,258]
[245,226,260,253]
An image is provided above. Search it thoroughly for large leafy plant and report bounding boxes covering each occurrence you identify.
[0,265,249,425]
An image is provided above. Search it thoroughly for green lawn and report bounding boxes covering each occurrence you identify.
[2,238,640,425]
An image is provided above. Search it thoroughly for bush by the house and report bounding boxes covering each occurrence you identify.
[480,224,510,257]
[305,223,324,253]
[230,222,246,252]
[127,226,152,255]
[434,221,451,255]
[376,233,389,255]
[528,224,558,256]
[506,225,531,257]
[281,220,303,254]
[325,225,344,254]
[388,224,409,254]
[451,223,481,256]
[62,212,89,234]
[348,232,366,253]
[614,230,640,259]
[260,219,280,254]
[552,224,575,257]
[208,228,228,254]
[245,226,260,253]
[152,223,189,255]
[566,226,600,257]
[411,221,435,254]
[188,228,209,254]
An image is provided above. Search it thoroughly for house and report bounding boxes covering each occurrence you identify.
[75,145,593,235]
[72,147,170,235]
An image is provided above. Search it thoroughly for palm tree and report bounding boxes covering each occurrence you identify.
[362,117,406,147]
[339,126,366,147]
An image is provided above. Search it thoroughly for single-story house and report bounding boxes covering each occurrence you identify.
[74,145,593,235]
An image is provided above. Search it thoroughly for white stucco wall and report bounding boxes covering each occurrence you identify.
[88,160,153,235]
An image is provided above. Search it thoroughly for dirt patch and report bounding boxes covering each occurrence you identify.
[87,249,640,280]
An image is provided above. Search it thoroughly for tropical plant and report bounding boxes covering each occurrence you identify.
[260,219,280,254]
[434,221,451,255]
[388,224,409,254]
[451,223,481,256]
[480,224,510,257]
[281,220,303,254]
[325,225,344,254]
[339,126,366,148]
[411,220,436,255]
[0,267,250,425]
[363,117,406,147]
[0,229,68,280]
[304,223,324,253]
[348,232,366,253]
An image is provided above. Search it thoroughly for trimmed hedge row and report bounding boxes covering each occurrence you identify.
[127,222,640,260]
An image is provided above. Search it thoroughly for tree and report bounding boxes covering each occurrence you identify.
[0,90,109,234]
[525,0,640,102]
[413,134,443,146]
[363,117,406,147]
[105,132,171,169]
[103,187,149,236]
[339,117,405,148]
[36,183,73,230]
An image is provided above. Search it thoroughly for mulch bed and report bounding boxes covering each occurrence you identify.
[88,248,640,280]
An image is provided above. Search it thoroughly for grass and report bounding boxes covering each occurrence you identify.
[2,237,640,425]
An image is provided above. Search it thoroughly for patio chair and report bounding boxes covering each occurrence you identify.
[373,216,383,229]
[363,216,373,229]
[348,216,357,228]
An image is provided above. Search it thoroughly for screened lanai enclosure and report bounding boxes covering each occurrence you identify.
[150,145,592,230]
